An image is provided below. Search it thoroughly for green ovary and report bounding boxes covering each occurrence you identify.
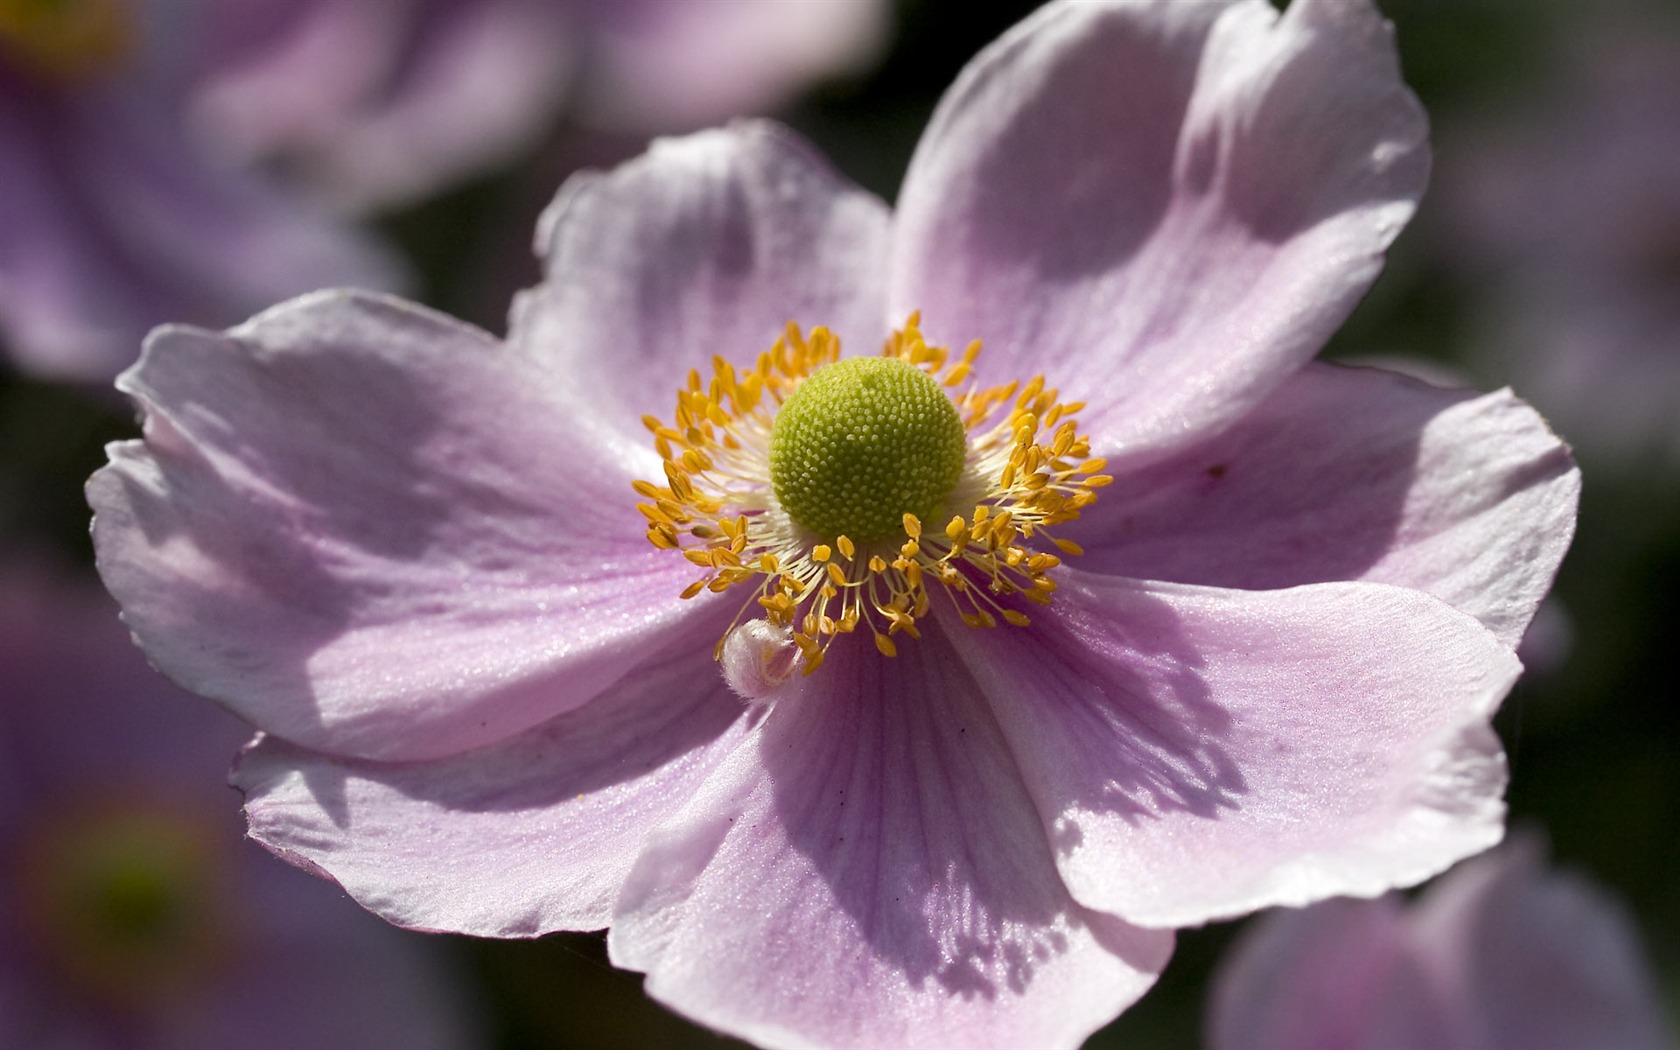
[769,357,967,542]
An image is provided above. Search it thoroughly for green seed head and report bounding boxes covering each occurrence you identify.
[768,357,967,543]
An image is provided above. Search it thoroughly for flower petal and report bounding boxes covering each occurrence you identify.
[511,120,892,450]
[891,0,1427,465]
[608,638,1172,1049]
[1067,363,1580,648]
[89,289,714,762]
[945,572,1518,929]
[235,641,749,937]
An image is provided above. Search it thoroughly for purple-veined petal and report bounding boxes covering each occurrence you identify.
[511,120,892,451]
[1067,363,1580,649]
[236,639,749,937]
[946,571,1517,929]
[608,638,1172,1049]
[891,0,1427,467]
[89,289,714,762]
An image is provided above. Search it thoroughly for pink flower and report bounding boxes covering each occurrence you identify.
[88,0,1579,1045]
[0,560,479,1050]
[1206,835,1677,1050]
[188,0,890,213]
[2,0,883,380]
[0,0,406,382]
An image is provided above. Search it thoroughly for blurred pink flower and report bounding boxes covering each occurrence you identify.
[1206,835,1677,1050]
[1433,0,1680,473]
[0,0,406,381]
[88,0,1578,1045]
[0,559,480,1050]
[188,0,890,213]
[2,0,884,381]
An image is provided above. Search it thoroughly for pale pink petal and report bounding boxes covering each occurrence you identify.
[89,290,716,762]
[608,639,1172,1049]
[945,572,1517,929]
[1068,363,1580,648]
[511,120,892,450]
[1407,838,1677,1050]
[1205,898,1453,1050]
[236,642,749,937]
[891,0,1427,466]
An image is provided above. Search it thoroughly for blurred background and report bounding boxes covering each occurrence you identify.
[2,0,1675,1046]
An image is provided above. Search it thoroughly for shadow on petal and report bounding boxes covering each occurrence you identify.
[93,294,700,762]
[754,633,1175,1003]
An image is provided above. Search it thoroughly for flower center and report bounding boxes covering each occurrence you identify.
[0,0,135,80]
[634,314,1111,686]
[769,357,967,543]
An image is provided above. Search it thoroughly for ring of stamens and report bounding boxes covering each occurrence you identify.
[633,314,1112,677]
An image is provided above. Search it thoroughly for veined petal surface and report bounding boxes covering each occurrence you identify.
[236,638,748,936]
[512,120,892,452]
[946,571,1518,928]
[892,0,1428,466]
[608,639,1172,1050]
[1069,363,1580,648]
[90,290,711,762]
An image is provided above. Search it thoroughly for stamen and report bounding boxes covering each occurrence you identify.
[634,315,1106,681]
